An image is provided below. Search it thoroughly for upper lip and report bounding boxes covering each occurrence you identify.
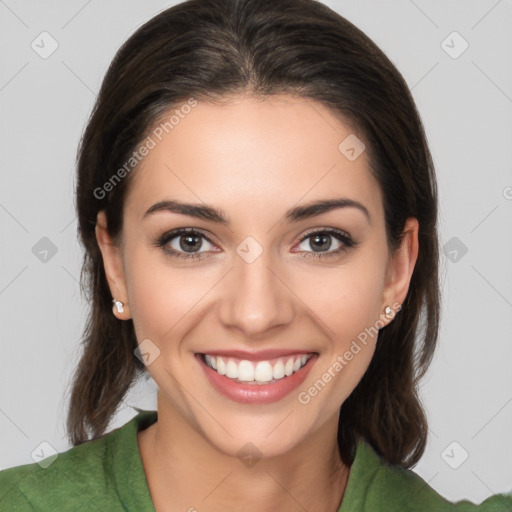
[198,349,316,362]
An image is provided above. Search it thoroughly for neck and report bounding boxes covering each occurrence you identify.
[138,401,350,512]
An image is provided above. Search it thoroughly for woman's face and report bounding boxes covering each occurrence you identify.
[97,94,417,459]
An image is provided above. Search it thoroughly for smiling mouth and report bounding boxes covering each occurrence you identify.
[199,353,315,385]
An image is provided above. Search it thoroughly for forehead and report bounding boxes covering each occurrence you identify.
[123,94,383,224]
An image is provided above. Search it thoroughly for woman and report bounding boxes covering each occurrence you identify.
[0,0,510,510]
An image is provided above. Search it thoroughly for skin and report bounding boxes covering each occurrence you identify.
[96,93,419,512]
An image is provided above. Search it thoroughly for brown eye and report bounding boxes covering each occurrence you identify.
[156,228,217,260]
[294,228,356,260]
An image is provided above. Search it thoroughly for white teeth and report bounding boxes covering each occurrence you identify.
[284,358,294,376]
[272,360,285,379]
[226,360,238,379]
[203,353,311,383]
[217,356,226,375]
[254,361,273,382]
[238,360,254,382]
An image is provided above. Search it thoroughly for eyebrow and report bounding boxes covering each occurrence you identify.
[143,197,371,224]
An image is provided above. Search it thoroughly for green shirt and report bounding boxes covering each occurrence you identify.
[0,410,510,511]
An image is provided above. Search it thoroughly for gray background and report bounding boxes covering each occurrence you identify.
[1,0,511,504]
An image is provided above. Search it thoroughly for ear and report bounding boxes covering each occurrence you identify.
[381,217,419,323]
[95,210,131,320]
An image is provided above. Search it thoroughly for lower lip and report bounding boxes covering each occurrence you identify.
[196,353,318,404]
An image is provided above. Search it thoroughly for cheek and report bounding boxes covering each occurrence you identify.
[294,255,387,342]
[122,247,186,342]
[123,246,221,348]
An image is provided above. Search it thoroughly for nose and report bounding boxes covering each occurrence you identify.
[218,242,295,339]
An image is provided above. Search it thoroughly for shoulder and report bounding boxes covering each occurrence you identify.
[0,429,113,510]
[0,410,157,511]
[342,439,512,511]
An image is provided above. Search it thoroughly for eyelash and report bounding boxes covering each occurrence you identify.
[154,227,357,261]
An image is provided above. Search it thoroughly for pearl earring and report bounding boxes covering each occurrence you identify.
[384,306,393,318]
[112,299,124,314]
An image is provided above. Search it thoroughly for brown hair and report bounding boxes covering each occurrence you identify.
[69,0,439,469]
